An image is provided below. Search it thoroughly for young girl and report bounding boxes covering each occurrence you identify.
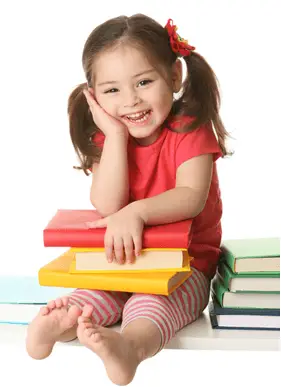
[26,14,231,386]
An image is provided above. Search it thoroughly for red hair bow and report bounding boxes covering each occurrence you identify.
[165,19,195,56]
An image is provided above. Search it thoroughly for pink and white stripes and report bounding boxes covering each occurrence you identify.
[68,267,210,349]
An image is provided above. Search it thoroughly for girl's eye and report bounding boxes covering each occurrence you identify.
[104,80,152,94]
[104,88,119,94]
[138,79,152,87]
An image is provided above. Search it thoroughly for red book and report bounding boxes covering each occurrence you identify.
[43,209,193,249]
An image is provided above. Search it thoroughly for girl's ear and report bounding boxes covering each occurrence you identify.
[171,59,182,93]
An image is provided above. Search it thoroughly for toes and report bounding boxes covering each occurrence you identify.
[47,300,56,310]
[77,316,92,324]
[78,320,101,335]
[81,322,94,330]
[90,331,102,342]
[61,296,69,307]
[81,304,94,318]
[47,297,69,310]
[40,306,50,315]
[84,327,95,337]
[82,327,102,342]
[67,305,82,323]
[55,298,63,308]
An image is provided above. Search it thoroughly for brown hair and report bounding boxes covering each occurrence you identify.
[68,14,232,176]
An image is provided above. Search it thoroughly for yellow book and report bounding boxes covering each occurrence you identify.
[39,249,193,296]
[69,247,192,272]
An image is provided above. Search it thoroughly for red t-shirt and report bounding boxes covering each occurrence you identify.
[92,116,223,279]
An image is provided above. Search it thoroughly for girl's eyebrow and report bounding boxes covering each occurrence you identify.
[97,69,155,87]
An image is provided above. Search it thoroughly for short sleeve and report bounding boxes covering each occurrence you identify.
[175,123,222,169]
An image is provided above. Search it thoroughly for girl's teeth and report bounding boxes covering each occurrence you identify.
[127,110,149,119]
[127,110,150,122]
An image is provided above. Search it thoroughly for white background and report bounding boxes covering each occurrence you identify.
[0,0,280,386]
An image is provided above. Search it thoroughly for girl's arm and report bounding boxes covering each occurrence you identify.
[129,154,213,225]
[90,132,129,217]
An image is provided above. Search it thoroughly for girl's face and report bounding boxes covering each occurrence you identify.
[92,44,181,146]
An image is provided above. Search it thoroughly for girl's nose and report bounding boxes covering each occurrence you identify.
[123,92,141,108]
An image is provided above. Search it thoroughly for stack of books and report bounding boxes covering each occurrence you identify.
[39,209,194,296]
[209,237,280,331]
[0,276,75,325]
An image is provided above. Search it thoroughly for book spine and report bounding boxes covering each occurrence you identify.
[217,263,232,290]
[43,229,189,249]
[38,271,169,296]
[43,229,104,247]
[220,247,236,272]
[208,302,219,328]
[211,276,226,306]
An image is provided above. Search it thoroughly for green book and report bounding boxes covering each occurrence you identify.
[220,237,280,274]
[217,261,280,292]
[211,275,280,309]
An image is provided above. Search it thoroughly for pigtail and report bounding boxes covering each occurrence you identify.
[173,52,232,157]
[67,83,101,175]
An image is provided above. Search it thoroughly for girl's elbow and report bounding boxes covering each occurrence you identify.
[90,197,122,217]
[193,197,208,217]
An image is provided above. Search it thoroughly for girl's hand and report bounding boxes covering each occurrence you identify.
[86,205,145,264]
[83,89,128,137]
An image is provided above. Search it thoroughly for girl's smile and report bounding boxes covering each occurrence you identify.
[122,109,152,125]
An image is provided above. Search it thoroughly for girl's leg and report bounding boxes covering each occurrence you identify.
[76,268,210,386]
[121,267,210,354]
[26,289,131,360]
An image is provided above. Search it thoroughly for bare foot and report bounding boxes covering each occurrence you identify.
[26,296,82,359]
[77,305,141,386]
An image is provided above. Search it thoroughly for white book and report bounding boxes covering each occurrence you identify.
[0,276,74,325]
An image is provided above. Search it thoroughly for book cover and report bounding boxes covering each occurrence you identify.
[43,209,193,248]
[38,250,193,296]
[220,237,280,273]
[211,276,280,309]
[208,299,280,331]
[217,262,280,292]
[70,248,192,273]
[222,237,280,258]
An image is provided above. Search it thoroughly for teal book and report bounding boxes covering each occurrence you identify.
[217,262,280,292]
[220,237,280,274]
[0,276,75,325]
[211,275,280,309]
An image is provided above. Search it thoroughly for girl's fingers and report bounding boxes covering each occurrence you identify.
[104,233,142,264]
[113,237,125,264]
[83,90,95,110]
[104,234,114,263]
[123,236,135,264]
[83,89,98,107]
[133,235,143,257]
[83,89,90,101]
